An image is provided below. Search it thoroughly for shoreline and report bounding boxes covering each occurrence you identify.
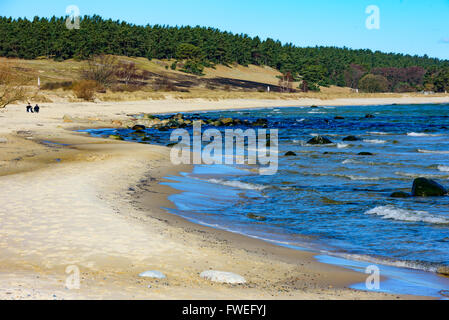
[1,97,447,299]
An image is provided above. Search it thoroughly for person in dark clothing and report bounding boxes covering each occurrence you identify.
[26,103,33,113]
[34,104,40,113]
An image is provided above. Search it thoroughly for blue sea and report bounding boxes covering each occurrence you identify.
[84,104,449,298]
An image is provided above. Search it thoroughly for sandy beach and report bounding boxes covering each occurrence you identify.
[1,96,447,300]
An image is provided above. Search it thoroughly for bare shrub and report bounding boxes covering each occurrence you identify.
[82,55,117,87]
[72,80,99,101]
[115,61,138,85]
[41,81,73,91]
[153,78,175,91]
[0,62,28,109]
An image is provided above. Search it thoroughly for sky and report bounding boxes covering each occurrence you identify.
[1,0,449,59]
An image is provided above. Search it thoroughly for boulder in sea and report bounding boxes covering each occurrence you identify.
[343,136,360,142]
[247,213,267,221]
[389,191,411,198]
[437,266,449,276]
[411,178,447,197]
[251,118,268,127]
[200,270,246,284]
[310,105,319,109]
[139,270,166,279]
[358,152,374,156]
[365,114,375,119]
[132,124,146,131]
[219,118,234,126]
[108,135,124,141]
[307,136,333,145]
[173,113,184,120]
[284,151,297,156]
[334,116,345,120]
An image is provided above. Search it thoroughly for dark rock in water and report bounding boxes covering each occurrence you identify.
[365,114,375,119]
[358,152,374,156]
[131,130,146,136]
[390,191,411,198]
[437,266,449,276]
[334,116,345,120]
[412,178,447,197]
[132,125,146,131]
[285,151,297,156]
[307,136,333,145]
[247,213,267,221]
[108,135,124,141]
[310,105,319,109]
[219,118,234,126]
[343,135,360,141]
[252,118,268,127]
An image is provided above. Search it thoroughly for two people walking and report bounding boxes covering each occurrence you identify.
[26,103,40,113]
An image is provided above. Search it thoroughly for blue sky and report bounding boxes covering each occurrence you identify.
[1,0,449,59]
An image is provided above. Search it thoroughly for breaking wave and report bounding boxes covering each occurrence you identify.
[365,206,449,224]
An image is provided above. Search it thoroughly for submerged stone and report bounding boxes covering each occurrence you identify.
[108,135,124,141]
[247,213,267,221]
[390,191,411,198]
[343,136,360,141]
[437,266,449,276]
[132,124,146,131]
[284,151,297,156]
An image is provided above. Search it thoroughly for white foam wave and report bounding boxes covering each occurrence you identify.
[394,171,445,179]
[365,206,449,224]
[325,252,440,273]
[407,132,442,137]
[367,131,391,135]
[418,149,449,154]
[363,139,387,144]
[206,178,267,191]
[438,165,449,172]
[337,143,350,149]
[342,159,364,165]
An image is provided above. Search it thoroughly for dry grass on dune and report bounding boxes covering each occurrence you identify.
[3,56,449,104]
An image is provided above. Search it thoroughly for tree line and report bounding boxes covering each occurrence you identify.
[1,15,449,92]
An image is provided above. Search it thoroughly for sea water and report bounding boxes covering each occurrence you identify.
[84,104,449,297]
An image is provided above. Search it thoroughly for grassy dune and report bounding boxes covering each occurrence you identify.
[2,56,447,104]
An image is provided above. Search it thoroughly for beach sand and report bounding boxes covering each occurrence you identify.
[1,96,446,300]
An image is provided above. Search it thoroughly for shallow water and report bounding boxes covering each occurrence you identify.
[84,104,449,297]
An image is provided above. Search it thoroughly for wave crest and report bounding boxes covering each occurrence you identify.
[365,206,449,224]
